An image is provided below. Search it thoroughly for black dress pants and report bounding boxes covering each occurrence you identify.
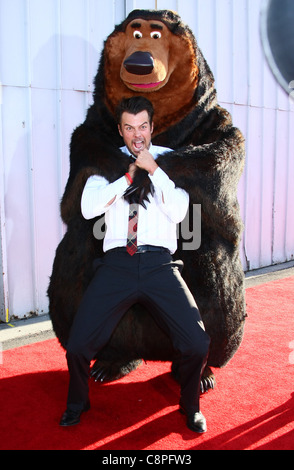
[65,250,210,413]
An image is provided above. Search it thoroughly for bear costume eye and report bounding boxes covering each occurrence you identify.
[133,30,143,39]
[150,31,161,39]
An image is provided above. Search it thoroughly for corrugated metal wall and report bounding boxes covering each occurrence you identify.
[0,0,293,320]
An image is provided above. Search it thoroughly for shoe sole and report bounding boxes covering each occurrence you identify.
[59,405,90,427]
[59,419,81,427]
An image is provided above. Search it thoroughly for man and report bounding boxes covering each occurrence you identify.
[59,97,210,433]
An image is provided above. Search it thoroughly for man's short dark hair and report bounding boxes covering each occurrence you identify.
[116,96,154,125]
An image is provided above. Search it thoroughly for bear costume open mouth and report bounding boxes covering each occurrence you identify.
[127,81,164,89]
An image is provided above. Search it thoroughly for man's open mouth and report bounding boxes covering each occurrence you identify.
[133,140,145,151]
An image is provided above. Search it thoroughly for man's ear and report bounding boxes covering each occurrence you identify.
[151,122,154,134]
[118,124,123,137]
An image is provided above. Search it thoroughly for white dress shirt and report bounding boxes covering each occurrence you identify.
[81,144,189,254]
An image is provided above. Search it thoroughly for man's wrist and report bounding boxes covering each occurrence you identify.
[148,163,159,176]
[125,172,133,185]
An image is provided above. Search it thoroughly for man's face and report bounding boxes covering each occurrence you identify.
[118,110,154,157]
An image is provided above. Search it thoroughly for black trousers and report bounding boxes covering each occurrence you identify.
[65,250,210,413]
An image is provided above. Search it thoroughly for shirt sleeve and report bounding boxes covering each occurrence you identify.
[149,167,189,223]
[81,174,129,219]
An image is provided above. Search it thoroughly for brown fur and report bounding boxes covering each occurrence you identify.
[48,10,246,391]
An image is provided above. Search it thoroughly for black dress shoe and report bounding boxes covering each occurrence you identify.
[59,403,90,427]
[179,406,207,433]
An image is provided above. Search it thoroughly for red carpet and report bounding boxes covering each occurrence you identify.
[1,276,294,450]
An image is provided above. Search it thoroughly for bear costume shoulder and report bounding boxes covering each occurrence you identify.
[48,9,246,390]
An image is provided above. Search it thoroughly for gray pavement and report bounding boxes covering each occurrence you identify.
[1,260,294,352]
[0,313,55,351]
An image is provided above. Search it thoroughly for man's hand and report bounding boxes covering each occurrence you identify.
[128,163,137,180]
[135,149,158,175]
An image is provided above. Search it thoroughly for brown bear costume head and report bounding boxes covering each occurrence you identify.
[100,10,199,134]
[94,9,216,137]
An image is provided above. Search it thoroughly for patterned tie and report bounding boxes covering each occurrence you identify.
[126,203,138,256]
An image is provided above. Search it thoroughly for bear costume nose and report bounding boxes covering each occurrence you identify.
[123,51,154,75]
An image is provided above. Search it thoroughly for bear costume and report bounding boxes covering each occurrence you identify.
[48,9,246,392]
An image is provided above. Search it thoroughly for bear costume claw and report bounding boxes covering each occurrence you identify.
[90,359,215,394]
[90,359,143,383]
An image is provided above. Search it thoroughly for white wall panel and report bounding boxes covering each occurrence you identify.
[1,85,35,316]
[232,0,249,106]
[0,67,9,322]
[0,0,293,320]
[285,109,294,260]
[157,0,178,11]
[29,0,61,90]
[30,88,62,312]
[0,0,29,87]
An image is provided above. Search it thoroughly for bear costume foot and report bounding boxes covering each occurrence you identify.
[200,366,216,394]
[172,362,215,394]
[90,358,215,394]
[90,358,143,383]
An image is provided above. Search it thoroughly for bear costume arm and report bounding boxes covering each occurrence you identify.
[60,112,130,224]
[155,125,245,246]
